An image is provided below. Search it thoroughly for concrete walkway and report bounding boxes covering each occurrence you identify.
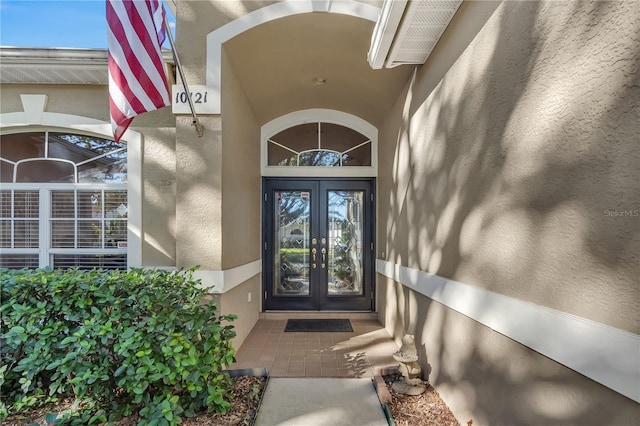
[255,378,388,426]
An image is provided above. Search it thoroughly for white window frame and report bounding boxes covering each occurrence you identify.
[2,185,128,268]
[0,97,142,268]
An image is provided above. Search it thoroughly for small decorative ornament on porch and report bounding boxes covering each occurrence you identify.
[392,335,427,396]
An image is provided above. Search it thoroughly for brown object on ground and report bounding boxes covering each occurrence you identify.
[372,374,392,405]
[383,373,461,426]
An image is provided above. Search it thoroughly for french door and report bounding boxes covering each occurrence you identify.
[263,178,375,311]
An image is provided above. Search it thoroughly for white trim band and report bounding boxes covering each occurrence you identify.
[376,259,640,402]
[150,260,262,294]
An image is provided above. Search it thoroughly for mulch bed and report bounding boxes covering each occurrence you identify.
[6,374,467,426]
[3,375,267,426]
[382,373,462,426]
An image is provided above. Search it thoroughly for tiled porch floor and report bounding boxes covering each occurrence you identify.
[230,317,399,378]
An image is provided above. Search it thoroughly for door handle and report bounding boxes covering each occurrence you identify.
[321,238,327,268]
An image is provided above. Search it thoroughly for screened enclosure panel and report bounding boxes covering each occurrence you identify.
[0,131,126,184]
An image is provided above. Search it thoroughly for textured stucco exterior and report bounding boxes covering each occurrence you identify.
[218,276,261,350]
[175,1,276,86]
[378,277,639,425]
[0,85,111,118]
[377,0,639,423]
[220,50,261,270]
[171,0,272,274]
[216,49,262,342]
[2,0,638,423]
[141,125,177,267]
[175,112,223,270]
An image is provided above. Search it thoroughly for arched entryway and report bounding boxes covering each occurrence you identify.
[214,2,413,311]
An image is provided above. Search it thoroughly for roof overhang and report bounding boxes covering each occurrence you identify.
[0,47,174,85]
[368,0,463,69]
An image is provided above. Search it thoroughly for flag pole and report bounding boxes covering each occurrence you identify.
[163,15,204,137]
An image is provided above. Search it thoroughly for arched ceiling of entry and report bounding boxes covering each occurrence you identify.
[223,12,415,128]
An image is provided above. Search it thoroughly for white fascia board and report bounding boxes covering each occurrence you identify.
[368,0,408,69]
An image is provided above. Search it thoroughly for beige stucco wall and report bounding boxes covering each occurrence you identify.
[377,0,639,424]
[220,50,261,270]
[175,0,276,85]
[218,276,261,351]
[139,121,177,267]
[174,112,223,270]
[173,1,265,344]
[0,85,110,117]
[173,0,271,271]
[215,49,262,344]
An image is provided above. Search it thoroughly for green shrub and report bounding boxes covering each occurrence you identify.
[1,267,236,425]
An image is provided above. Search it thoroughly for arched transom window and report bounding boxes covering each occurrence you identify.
[261,110,378,177]
[267,122,372,167]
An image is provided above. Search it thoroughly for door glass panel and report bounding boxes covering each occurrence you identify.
[327,190,364,295]
[274,191,310,296]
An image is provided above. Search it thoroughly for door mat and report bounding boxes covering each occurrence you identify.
[284,318,353,332]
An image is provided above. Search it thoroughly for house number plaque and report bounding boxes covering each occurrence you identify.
[171,85,217,114]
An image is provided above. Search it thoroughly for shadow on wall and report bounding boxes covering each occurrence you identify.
[141,125,178,265]
[382,0,639,424]
[153,0,254,271]
[387,0,639,327]
[385,278,639,426]
[417,341,431,381]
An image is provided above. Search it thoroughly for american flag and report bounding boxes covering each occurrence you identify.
[107,0,170,142]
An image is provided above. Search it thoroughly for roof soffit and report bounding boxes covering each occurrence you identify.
[223,12,414,127]
[0,47,174,85]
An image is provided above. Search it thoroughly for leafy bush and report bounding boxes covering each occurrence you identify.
[1,267,236,425]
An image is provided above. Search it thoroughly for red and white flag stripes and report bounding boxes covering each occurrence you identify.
[107,0,170,142]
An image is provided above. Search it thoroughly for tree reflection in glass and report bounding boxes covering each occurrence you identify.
[274,191,310,295]
[328,190,363,295]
